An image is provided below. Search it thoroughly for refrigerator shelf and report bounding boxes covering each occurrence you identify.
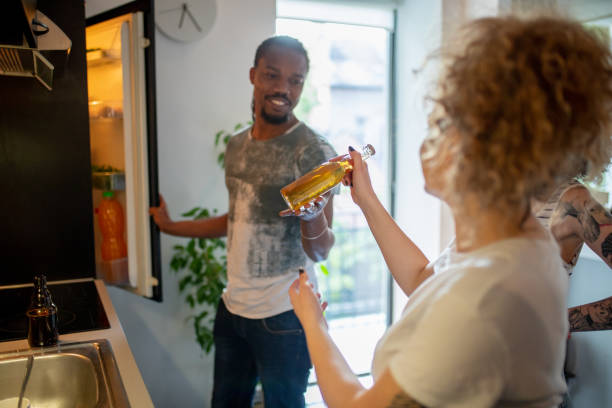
[86,50,121,68]
[89,115,123,121]
[92,171,125,191]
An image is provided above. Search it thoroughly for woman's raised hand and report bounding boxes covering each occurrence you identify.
[289,270,328,331]
[342,147,377,210]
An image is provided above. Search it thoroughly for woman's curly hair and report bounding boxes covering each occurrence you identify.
[426,16,612,214]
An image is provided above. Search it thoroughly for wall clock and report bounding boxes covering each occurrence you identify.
[155,0,216,43]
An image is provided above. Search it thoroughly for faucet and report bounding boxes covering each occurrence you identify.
[26,274,58,347]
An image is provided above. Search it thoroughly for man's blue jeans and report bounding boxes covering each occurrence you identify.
[211,299,312,408]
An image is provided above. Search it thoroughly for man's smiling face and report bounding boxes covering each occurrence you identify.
[250,45,307,124]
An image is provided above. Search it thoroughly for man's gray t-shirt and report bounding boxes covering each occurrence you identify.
[223,122,337,318]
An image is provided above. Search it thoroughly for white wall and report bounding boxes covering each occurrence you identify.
[87,1,276,406]
[393,0,443,319]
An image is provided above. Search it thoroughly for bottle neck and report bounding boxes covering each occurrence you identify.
[361,144,375,160]
[31,275,56,309]
[340,144,374,163]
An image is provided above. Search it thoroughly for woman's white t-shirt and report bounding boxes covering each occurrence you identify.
[372,236,569,407]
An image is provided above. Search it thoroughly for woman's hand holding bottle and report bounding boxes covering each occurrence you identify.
[278,144,375,219]
[341,147,378,211]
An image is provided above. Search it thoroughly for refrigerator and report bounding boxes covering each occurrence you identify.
[85,8,161,301]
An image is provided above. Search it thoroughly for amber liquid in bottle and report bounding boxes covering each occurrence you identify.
[281,144,375,211]
[27,308,58,347]
[27,274,59,347]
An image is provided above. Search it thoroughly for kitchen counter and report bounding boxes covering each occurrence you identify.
[0,279,153,408]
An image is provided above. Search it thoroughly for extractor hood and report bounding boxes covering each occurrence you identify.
[0,0,72,91]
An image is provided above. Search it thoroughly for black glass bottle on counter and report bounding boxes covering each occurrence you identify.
[26,274,59,347]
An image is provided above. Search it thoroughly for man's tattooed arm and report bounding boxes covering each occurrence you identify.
[387,391,427,408]
[568,296,612,332]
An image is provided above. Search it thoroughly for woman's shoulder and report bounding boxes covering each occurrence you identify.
[445,237,563,292]
[451,235,558,265]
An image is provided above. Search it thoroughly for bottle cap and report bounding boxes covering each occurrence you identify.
[102,191,115,198]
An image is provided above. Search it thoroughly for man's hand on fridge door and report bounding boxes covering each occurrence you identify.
[149,194,173,232]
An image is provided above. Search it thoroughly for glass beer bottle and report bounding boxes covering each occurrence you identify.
[27,274,59,347]
[281,144,375,211]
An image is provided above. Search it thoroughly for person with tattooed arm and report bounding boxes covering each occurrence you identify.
[535,180,612,332]
[288,16,612,408]
[534,178,612,407]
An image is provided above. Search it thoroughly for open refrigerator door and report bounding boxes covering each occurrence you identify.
[86,11,157,298]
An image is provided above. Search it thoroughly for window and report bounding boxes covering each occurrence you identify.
[277,3,394,404]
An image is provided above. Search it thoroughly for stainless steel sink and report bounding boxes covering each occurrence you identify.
[0,339,129,407]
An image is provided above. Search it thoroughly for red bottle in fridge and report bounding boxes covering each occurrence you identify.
[97,191,128,261]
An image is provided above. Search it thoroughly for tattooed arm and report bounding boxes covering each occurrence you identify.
[553,185,612,267]
[568,296,612,332]
[552,186,612,331]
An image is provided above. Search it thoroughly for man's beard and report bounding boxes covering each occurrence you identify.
[261,107,290,124]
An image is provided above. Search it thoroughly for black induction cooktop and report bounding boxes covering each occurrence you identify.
[0,280,110,342]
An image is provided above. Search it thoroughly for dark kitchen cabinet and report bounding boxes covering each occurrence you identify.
[0,0,161,302]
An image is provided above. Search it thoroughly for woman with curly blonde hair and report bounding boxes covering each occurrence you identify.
[288,16,612,408]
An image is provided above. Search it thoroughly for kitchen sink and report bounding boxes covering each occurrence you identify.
[0,339,129,407]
